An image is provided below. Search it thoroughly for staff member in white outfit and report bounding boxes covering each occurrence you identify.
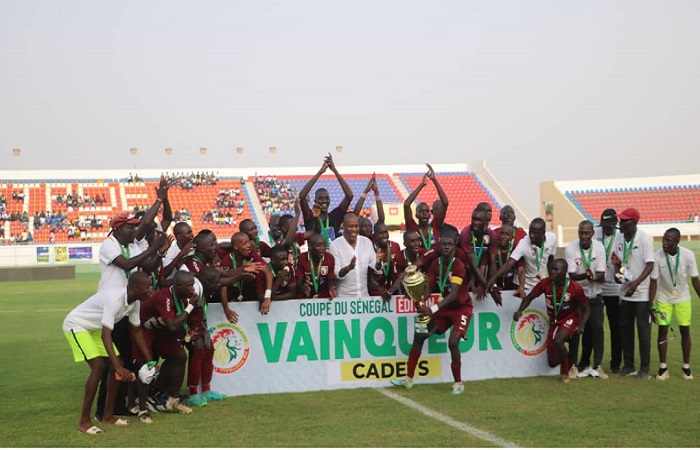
[565,220,607,379]
[611,208,654,380]
[487,217,557,299]
[649,227,700,381]
[329,212,380,298]
[62,272,155,434]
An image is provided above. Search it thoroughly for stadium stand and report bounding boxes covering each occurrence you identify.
[399,172,500,227]
[567,185,700,224]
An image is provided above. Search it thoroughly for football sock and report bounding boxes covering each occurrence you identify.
[407,348,421,379]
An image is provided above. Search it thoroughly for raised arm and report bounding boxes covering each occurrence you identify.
[372,175,385,223]
[403,173,428,223]
[353,176,373,216]
[326,154,354,212]
[135,176,170,242]
[426,163,448,218]
[298,160,329,217]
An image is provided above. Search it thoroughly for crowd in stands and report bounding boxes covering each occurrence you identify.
[55,193,109,208]
[162,171,219,189]
[254,174,297,216]
[201,209,238,226]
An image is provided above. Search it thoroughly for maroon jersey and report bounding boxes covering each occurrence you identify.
[370,240,401,294]
[258,240,271,258]
[295,252,336,298]
[427,256,472,308]
[182,254,213,277]
[140,288,178,328]
[220,252,266,301]
[258,262,297,297]
[392,248,426,277]
[529,277,588,324]
[303,206,345,240]
[493,244,523,290]
[405,216,444,250]
[458,226,495,268]
[422,244,468,269]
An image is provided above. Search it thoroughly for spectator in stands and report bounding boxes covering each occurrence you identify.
[62,271,154,434]
[353,174,385,240]
[565,220,608,379]
[650,228,700,381]
[299,154,354,244]
[610,208,655,380]
[593,208,623,374]
[486,218,557,299]
[403,164,449,250]
[329,212,382,298]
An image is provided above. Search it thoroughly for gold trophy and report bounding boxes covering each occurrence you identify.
[402,265,430,335]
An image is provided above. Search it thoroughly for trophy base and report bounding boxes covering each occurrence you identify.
[414,321,429,335]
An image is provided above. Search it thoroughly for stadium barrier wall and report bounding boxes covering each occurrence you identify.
[0,243,100,267]
[208,292,557,397]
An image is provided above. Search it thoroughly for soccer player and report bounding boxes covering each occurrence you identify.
[390,230,474,394]
[265,245,298,300]
[63,272,155,434]
[565,220,607,379]
[459,209,494,300]
[513,259,590,383]
[299,154,354,243]
[240,219,268,258]
[296,233,337,299]
[220,232,273,316]
[370,222,400,298]
[486,218,557,299]
[495,204,527,249]
[403,163,449,250]
[649,228,700,380]
[353,173,385,240]
[162,222,196,282]
[593,208,622,374]
[135,271,198,421]
[329,212,383,298]
[610,208,655,380]
[387,230,427,297]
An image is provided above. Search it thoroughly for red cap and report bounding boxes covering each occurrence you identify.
[110,213,141,230]
[618,208,640,222]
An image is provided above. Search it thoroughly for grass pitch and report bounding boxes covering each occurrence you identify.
[1,266,699,447]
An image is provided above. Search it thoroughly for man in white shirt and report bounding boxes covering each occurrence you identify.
[565,220,608,379]
[329,212,383,298]
[62,272,155,434]
[487,217,557,298]
[649,228,700,381]
[593,208,622,374]
[611,208,655,380]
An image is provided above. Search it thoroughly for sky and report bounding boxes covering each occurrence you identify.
[1,0,699,218]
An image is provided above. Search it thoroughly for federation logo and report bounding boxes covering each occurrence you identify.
[210,323,250,375]
[510,309,549,356]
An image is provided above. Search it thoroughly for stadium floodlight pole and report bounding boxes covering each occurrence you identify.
[130,147,138,169]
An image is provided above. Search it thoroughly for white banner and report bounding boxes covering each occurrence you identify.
[208,292,557,397]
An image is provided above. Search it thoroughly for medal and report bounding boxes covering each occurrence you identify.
[619,267,626,274]
[535,274,542,281]
[672,288,680,297]
[184,332,192,343]
[665,251,680,297]
[237,294,244,301]
[313,294,319,299]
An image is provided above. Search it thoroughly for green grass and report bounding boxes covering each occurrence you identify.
[1,265,700,447]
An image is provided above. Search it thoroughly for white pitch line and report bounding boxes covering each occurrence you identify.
[376,388,519,448]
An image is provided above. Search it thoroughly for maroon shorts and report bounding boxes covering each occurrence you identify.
[431,305,473,338]
[546,315,579,356]
[132,330,184,363]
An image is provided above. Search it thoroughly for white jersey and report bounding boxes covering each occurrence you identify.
[98,235,145,291]
[564,239,607,298]
[612,228,654,302]
[651,247,699,305]
[62,287,140,333]
[162,241,195,279]
[510,231,557,293]
[593,227,620,297]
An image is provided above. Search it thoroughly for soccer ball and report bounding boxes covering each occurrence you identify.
[138,363,157,384]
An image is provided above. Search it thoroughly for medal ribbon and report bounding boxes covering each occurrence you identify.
[438,257,455,293]
[419,227,432,250]
[375,243,392,278]
[579,245,592,271]
[232,256,248,295]
[472,232,484,266]
[622,230,636,268]
[552,278,570,322]
[171,287,189,333]
[119,243,131,279]
[534,240,545,272]
[498,239,514,267]
[602,229,616,260]
[310,255,324,294]
[665,251,680,287]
